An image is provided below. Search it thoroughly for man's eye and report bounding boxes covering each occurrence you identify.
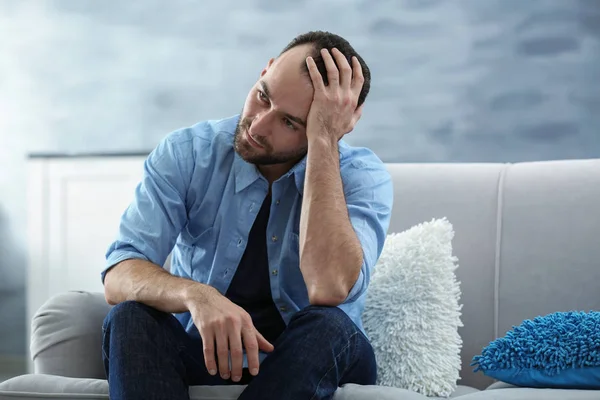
[258,91,269,103]
[284,118,296,130]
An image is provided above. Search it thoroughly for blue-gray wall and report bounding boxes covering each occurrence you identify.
[1,0,599,359]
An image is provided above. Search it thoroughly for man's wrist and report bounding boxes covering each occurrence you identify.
[181,280,214,310]
[307,132,339,152]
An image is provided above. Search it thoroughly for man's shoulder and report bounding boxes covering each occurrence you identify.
[337,141,393,203]
[338,140,387,171]
[164,114,240,152]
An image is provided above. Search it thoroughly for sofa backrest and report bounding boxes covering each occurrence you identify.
[384,158,600,389]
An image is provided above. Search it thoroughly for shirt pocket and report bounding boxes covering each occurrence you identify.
[184,220,215,245]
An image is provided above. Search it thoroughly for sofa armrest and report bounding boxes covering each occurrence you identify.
[30,291,112,379]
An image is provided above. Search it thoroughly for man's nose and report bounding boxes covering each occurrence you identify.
[250,111,273,137]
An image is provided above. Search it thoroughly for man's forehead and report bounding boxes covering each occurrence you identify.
[264,63,312,92]
[277,43,314,64]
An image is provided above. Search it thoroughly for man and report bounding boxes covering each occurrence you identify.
[101,30,393,400]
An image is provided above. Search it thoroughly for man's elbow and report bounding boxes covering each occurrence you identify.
[307,285,349,307]
[103,279,119,306]
[104,292,118,306]
[305,260,363,306]
[103,264,123,305]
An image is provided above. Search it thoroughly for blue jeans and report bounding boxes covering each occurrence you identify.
[102,301,376,399]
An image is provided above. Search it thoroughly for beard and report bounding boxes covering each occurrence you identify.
[233,112,307,166]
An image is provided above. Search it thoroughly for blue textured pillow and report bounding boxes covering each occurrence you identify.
[471,311,600,389]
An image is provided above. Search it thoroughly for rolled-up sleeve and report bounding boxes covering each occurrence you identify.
[102,130,193,283]
[342,159,394,304]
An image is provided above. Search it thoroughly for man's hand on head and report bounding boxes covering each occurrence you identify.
[305,48,365,144]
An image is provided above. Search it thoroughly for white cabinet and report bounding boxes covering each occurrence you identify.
[26,154,147,365]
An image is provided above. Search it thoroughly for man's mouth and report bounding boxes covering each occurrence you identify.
[245,129,264,149]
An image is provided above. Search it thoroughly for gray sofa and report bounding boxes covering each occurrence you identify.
[1,158,599,399]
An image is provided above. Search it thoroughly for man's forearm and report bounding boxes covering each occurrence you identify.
[299,136,363,306]
[103,259,214,313]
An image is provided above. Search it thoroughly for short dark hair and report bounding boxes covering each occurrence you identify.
[279,31,371,108]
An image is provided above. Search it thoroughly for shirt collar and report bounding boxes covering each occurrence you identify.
[233,152,307,195]
[233,152,263,193]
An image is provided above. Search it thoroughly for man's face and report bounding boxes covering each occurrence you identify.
[234,44,314,167]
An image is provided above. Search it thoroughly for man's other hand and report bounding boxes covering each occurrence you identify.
[185,286,274,382]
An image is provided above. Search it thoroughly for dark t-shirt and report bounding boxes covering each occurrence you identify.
[225,193,286,344]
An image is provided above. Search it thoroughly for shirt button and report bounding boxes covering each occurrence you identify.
[271,235,278,242]
[276,199,280,205]
[271,269,278,276]
[279,306,287,312]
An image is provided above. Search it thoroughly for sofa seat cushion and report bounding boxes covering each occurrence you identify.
[0,375,479,399]
[0,375,245,400]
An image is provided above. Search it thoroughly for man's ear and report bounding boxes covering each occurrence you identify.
[260,58,275,77]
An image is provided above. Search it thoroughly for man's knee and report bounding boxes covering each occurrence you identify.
[103,301,160,331]
[291,305,359,339]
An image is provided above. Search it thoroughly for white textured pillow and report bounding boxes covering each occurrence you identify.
[363,218,463,398]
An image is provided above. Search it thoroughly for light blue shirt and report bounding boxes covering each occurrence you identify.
[104,114,393,346]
